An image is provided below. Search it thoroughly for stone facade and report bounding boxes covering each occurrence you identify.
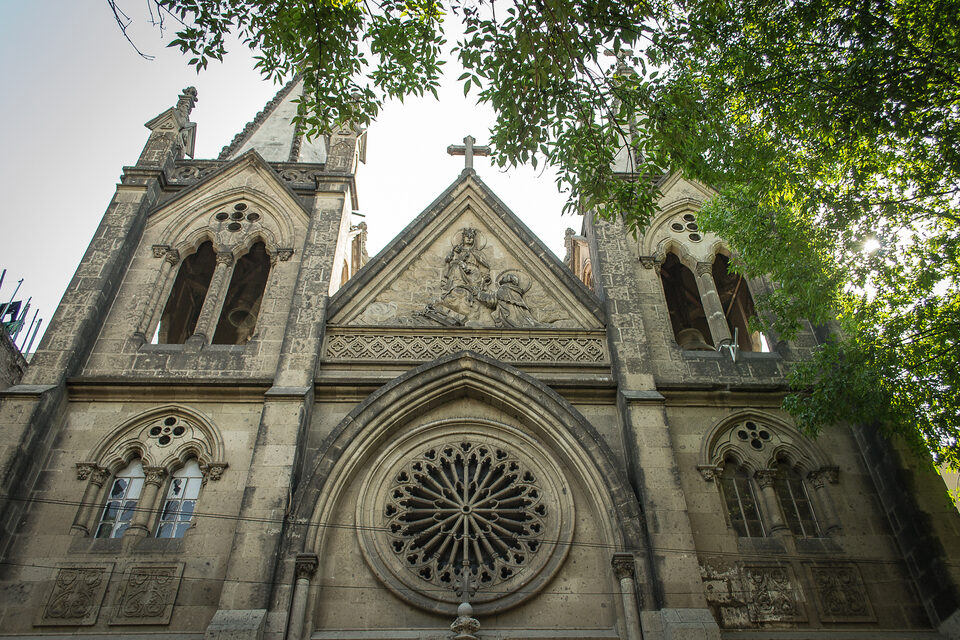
[0,82,959,640]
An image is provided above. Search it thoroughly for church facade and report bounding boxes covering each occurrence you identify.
[1,82,960,640]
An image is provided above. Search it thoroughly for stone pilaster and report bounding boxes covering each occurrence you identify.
[612,553,643,640]
[694,260,732,346]
[133,247,180,342]
[71,464,110,536]
[189,252,235,344]
[808,467,842,536]
[286,553,318,640]
[755,469,789,536]
[125,466,166,538]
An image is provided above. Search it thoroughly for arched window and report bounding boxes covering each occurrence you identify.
[213,242,271,345]
[712,254,764,352]
[660,253,712,350]
[156,241,216,344]
[774,463,820,537]
[156,459,203,538]
[95,459,144,538]
[718,461,764,537]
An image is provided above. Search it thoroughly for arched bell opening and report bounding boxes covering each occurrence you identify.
[660,253,713,350]
[712,254,764,352]
[155,241,216,344]
[212,241,271,345]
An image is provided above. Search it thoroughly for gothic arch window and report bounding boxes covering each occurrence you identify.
[660,252,713,350]
[699,412,841,537]
[212,241,271,345]
[773,460,821,537]
[718,459,764,537]
[72,407,227,538]
[156,459,203,538]
[712,254,764,352]
[155,241,216,344]
[94,458,144,538]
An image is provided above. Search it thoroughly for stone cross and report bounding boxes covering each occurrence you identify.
[447,135,491,172]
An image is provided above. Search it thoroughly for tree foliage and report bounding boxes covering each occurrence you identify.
[140,0,959,463]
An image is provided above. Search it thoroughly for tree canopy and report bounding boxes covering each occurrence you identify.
[131,0,960,465]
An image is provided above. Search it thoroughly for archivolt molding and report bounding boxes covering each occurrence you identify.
[698,410,834,480]
[84,405,227,475]
[290,351,643,616]
[151,186,298,259]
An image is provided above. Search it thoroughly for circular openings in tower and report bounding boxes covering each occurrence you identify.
[215,212,229,221]
[227,222,242,232]
[231,211,244,221]
[164,417,177,427]
[671,222,685,232]
[234,203,247,211]
[689,233,702,242]
[150,426,162,436]
[246,212,260,222]
[686,222,699,231]
[738,421,772,451]
[158,435,171,445]
[683,213,696,222]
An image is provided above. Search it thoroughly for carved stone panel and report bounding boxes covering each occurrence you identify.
[806,563,875,623]
[36,564,113,626]
[743,564,806,623]
[110,563,184,625]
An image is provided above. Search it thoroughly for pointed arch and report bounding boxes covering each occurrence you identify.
[85,404,227,472]
[288,351,645,616]
[699,410,832,475]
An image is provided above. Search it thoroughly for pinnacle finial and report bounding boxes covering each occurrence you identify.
[177,87,198,117]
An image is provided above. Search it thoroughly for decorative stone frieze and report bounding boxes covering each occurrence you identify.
[325,328,607,364]
[744,564,805,623]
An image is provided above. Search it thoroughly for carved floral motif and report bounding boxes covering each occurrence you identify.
[744,565,804,623]
[40,566,111,625]
[111,564,183,625]
[809,564,874,622]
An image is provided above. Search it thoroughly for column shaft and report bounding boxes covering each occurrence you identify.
[694,261,732,345]
[191,252,235,343]
[125,467,165,538]
[135,249,179,339]
[72,465,110,536]
[755,470,788,536]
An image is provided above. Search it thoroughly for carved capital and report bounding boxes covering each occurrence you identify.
[143,466,167,486]
[277,248,294,261]
[639,255,657,269]
[201,462,228,481]
[822,466,839,484]
[295,553,319,580]
[152,244,171,258]
[76,462,101,482]
[163,249,181,266]
[697,465,722,482]
[215,252,235,266]
[695,261,714,277]
[755,469,778,489]
[611,552,636,580]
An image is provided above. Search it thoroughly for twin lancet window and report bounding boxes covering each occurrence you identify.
[659,252,766,352]
[95,459,202,539]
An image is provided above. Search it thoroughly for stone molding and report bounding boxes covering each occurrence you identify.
[324,327,607,364]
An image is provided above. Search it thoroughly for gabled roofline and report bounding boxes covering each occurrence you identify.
[147,149,311,220]
[327,169,605,324]
[218,77,301,161]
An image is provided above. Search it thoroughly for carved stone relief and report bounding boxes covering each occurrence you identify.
[806,563,875,622]
[700,560,806,628]
[744,564,805,623]
[37,564,113,626]
[110,564,184,625]
[352,227,580,328]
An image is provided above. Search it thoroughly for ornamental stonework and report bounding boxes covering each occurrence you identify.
[807,563,875,622]
[325,330,606,364]
[37,564,113,626]
[110,564,183,625]
[744,564,805,623]
[357,424,574,616]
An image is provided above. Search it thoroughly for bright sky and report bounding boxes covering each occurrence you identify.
[0,1,579,350]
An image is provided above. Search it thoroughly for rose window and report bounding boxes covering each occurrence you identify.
[357,425,574,615]
[384,441,546,589]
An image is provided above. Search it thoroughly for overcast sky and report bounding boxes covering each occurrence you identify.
[0,1,579,350]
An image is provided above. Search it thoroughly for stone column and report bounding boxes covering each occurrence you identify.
[71,464,111,536]
[755,470,788,536]
[189,252,235,344]
[287,553,318,640]
[694,261,733,346]
[808,467,842,536]
[125,466,166,538]
[133,247,180,341]
[612,553,643,640]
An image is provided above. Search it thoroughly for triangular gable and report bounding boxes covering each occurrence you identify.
[329,171,604,329]
[146,150,310,251]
